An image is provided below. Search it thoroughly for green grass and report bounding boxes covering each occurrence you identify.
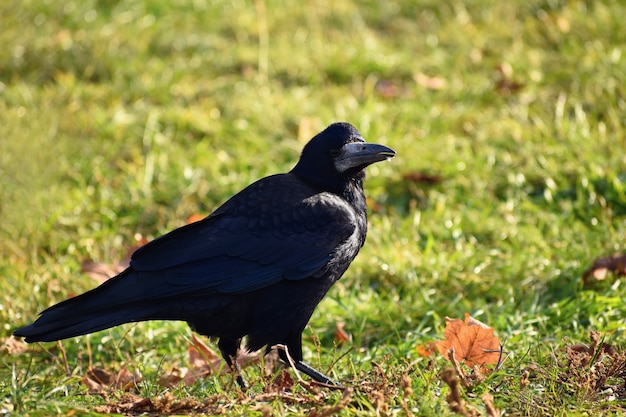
[2,0,626,415]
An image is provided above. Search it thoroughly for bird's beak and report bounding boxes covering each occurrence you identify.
[334,142,396,173]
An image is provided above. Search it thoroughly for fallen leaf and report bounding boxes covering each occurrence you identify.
[94,393,208,415]
[186,213,205,224]
[158,367,188,388]
[583,253,626,285]
[269,369,295,392]
[436,313,502,369]
[81,261,126,284]
[81,234,149,284]
[335,322,351,344]
[403,171,443,184]
[567,330,617,368]
[1,337,29,355]
[82,367,142,393]
[183,334,262,386]
[416,341,438,357]
[185,335,226,385]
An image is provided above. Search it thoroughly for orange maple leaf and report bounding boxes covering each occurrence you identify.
[435,313,501,369]
[416,341,438,357]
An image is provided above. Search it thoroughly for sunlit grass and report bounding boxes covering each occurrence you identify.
[1,0,626,415]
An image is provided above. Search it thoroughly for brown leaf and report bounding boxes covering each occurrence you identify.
[185,335,225,385]
[403,171,443,184]
[183,335,263,385]
[436,313,501,369]
[186,214,205,224]
[82,367,142,393]
[416,341,438,358]
[269,369,295,392]
[94,393,207,415]
[583,253,626,285]
[81,261,126,284]
[81,234,149,284]
[1,337,29,355]
[82,374,105,394]
[567,330,617,368]
[158,367,187,388]
[335,322,351,344]
[115,368,143,391]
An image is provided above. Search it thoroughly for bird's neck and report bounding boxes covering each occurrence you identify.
[343,178,368,240]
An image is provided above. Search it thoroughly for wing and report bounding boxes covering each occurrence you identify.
[130,174,361,294]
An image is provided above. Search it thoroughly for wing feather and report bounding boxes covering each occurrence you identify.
[129,174,358,295]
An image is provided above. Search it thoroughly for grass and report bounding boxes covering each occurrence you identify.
[1,0,626,415]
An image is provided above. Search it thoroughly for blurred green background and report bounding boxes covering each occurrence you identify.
[1,0,626,415]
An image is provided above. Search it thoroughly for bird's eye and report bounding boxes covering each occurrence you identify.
[329,149,341,158]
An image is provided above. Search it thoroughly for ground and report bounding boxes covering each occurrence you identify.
[1,0,626,415]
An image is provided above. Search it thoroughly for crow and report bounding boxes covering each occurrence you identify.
[13,122,395,388]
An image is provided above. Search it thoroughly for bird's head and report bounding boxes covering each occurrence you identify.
[291,122,395,193]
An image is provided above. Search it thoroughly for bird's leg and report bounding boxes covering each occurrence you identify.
[218,338,247,389]
[276,339,338,386]
[295,361,336,386]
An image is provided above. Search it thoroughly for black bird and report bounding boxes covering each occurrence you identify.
[13,122,395,387]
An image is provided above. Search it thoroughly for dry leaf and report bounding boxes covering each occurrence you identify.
[335,322,351,344]
[186,214,205,224]
[403,171,443,184]
[583,253,626,284]
[567,330,616,368]
[269,369,295,392]
[416,341,438,357]
[158,367,188,388]
[436,313,501,369]
[81,261,126,284]
[81,234,149,284]
[1,337,29,355]
[185,335,226,385]
[83,367,142,393]
[94,393,207,415]
[156,335,264,387]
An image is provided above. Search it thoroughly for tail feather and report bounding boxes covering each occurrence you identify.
[13,268,164,342]
[13,306,152,342]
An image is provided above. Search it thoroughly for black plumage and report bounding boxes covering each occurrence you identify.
[13,122,395,387]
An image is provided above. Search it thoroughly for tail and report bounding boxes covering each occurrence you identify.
[13,268,166,343]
